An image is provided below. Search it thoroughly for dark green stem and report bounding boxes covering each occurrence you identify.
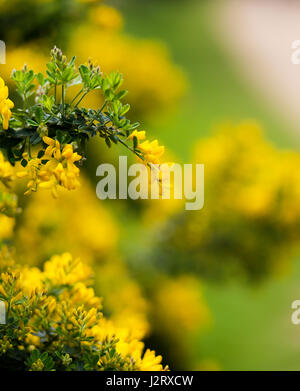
[70,88,84,106]
[74,90,89,108]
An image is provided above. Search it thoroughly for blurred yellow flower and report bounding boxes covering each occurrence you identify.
[128,130,146,142]
[0,77,14,129]
[0,214,14,239]
[69,26,186,118]
[14,175,118,265]
[0,47,47,85]
[95,258,150,340]
[89,5,123,32]
[152,275,211,337]
[154,121,300,280]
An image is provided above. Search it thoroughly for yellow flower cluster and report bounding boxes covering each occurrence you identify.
[43,252,92,286]
[0,77,14,130]
[0,251,167,371]
[138,139,165,164]
[90,318,164,371]
[18,137,81,197]
[128,130,165,165]
[128,130,176,199]
[193,122,300,222]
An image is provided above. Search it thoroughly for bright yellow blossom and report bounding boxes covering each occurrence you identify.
[138,139,165,165]
[128,130,146,142]
[43,252,92,286]
[17,137,82,197]
[127,129,165,165]
[0,77,14,130]
[0,251,167,371]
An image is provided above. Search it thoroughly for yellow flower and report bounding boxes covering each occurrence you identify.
[0,249,167,371]
[19,266,44,295]
[43,253,93,286]
[138,139,165,165]
[128,130,146,142]
[93,318,167,371]
[89,5,123,32]
[30,358,44,371]
[18,137,82,197]
[25,334,40,348]
[127,129,165,165]
[60,282,103,310]
[138,349,166,371]
[0,215,14,240]
[0,77,14,130]
[153,276,211,337]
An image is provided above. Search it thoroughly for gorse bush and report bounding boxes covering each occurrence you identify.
[0,47,168,370]
[0,251,167,371]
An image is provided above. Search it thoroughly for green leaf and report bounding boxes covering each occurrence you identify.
[34,107,44,124]
[36,72,45,86]
[116,90,128,100]
[27,119,39,127]
[105,137,111,148]
[79,65,90,87]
